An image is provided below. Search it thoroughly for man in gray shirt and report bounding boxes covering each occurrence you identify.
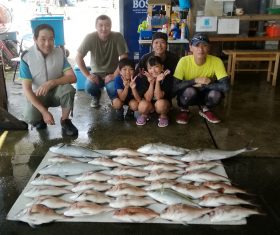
[75,15,129,108]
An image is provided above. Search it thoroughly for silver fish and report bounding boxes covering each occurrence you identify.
[181,146,258,162]
[109,195,156,208]
[105,183,146,197]
[64,201,112,217]
[112,156,151,166]
[74,171,111,182]
[147,189,199,207]
[71,180,112,192]
[137,143,188,156]
[39,162,109,176]
[30,175,73,186]
[161,204,213,223]
[108,176,149,187]
[144,163,183,172]
[113,207,159,222]
[110,167,149,177]
[146,154,186,165]
[27,196,71,209]
[209,205,261,222]
[143,180,174,191]
[110,148,147,157]
[145,171,181,181]
[70,190,111,204]
[185,161,222,172]
[15,204,65,226]
[203,182,248,194]
[47,155,86,164]
[88,157,122,167]
[181,170,230,183]
[198,193,253,207]
[24,186,71,198]
[49,143,104,158]
[171,183,220,199]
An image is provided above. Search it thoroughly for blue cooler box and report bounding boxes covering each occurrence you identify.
[30,16,64,46]
[74,66,91,91]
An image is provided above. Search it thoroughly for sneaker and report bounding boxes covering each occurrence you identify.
[158,117,169,128]
[115,108,124,121]
[125,109,134,121]
[32,120,47,130]
[199,110,221,124]
[136,115,147,126]
[90,97,100,108]
[61,119,78,136]
[176,111,190,124]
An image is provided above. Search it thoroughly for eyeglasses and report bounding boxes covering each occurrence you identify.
[191,35,209,43]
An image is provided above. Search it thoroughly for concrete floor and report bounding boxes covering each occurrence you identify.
[1,71,280,234]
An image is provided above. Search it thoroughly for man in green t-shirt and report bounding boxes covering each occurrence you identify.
[75,15,129,108]
[173,33,230,124]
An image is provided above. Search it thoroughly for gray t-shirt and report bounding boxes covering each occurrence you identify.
[77,32,129,74]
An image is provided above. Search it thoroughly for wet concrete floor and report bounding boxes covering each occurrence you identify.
[1,71,280,234]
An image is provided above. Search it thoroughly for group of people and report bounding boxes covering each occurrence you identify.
[19,14,230,137]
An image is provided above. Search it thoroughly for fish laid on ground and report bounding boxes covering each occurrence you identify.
[147,189,199,207]
[185,161,222,172]
[113,207,159,222]
[108,176,149,187]
[27,196,71,209]
[24,186,71,198]
[145,171,181,181]
[209,205,261,222]
[39,162,109,176]
[30,175,73,187]
[181,170,230,183]
[49,143,104,158]
[171,183,221,199]
[181,146,258,162]
[203,182,248,194]
[146,154,186,165]
[198,193,253,207]
[143,180,174,191]
[71,180,112,192]
[137,143,188,156]
[15,204,65,226]
[64,201,112,217]
[105,183,146,197]
[109,195,156,208]
[70,190,111,204]
[112,156,151,166]
[110,167,149,177]
[47,155,86,164]
[88,157,122,168]
[160,204,213,223]
[110,148,147,157]
[73,171,111,182]
[144,163,183,172]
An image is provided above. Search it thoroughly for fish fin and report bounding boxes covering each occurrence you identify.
[180,221,189,226]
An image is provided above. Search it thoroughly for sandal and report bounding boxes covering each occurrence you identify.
[158,117,169,128]
[136,115,147,126]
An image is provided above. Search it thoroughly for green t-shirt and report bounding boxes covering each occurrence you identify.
[77,32,129,74]
[174,55,228,81]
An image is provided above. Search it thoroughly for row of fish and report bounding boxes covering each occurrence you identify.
[50,142,258,162]
[13,143,261,226]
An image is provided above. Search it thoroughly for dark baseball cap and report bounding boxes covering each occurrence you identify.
[152,32,168,44]
[190,33,209,46]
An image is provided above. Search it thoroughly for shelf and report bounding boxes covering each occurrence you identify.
[209,36,280,42]
[219,14,280,21]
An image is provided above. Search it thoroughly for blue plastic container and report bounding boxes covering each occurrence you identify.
[74,66,91,91]
[30,16,64,46]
